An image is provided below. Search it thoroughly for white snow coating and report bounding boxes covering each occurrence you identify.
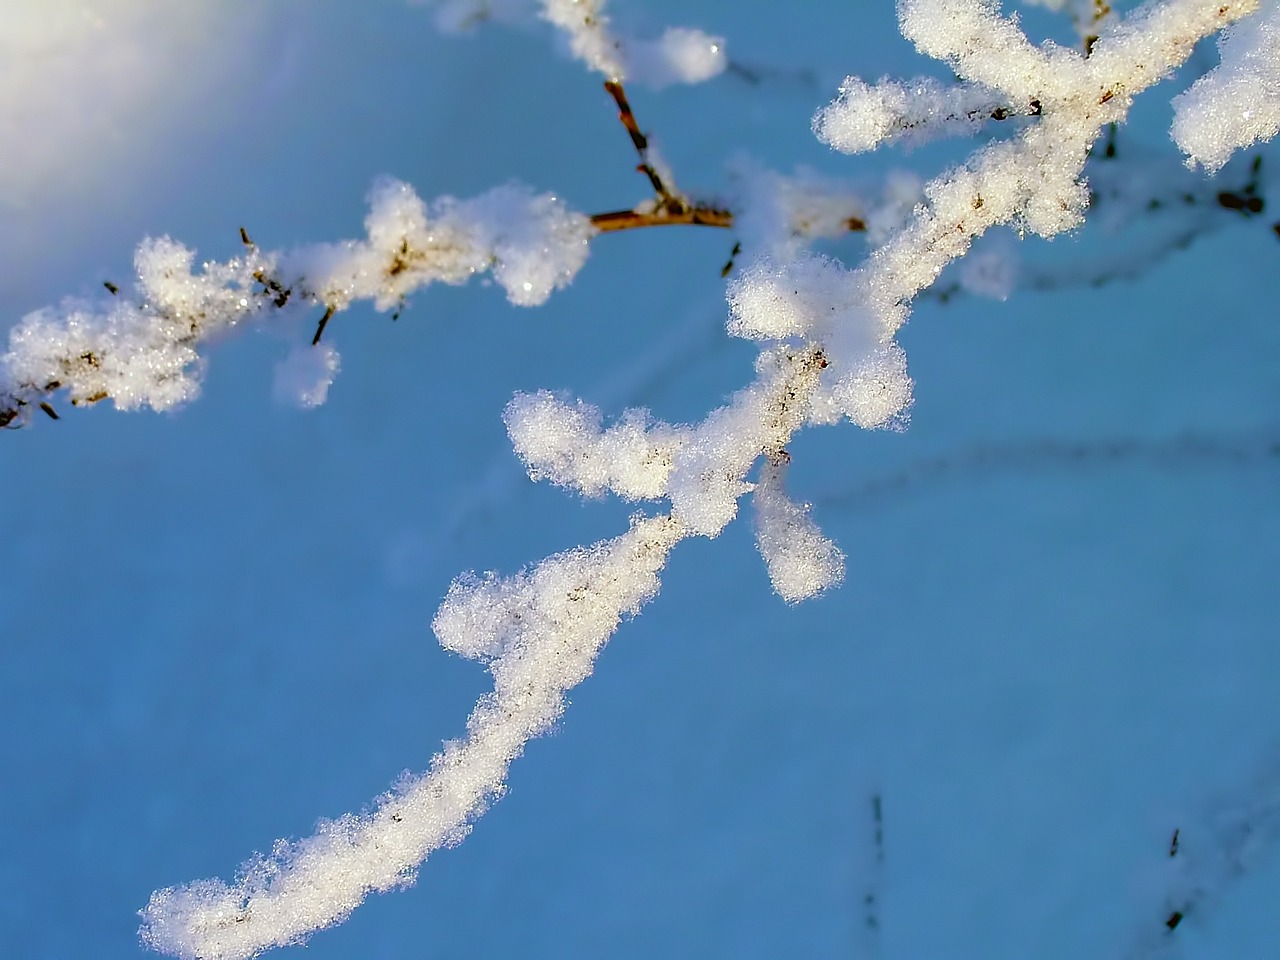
[752,459,845,602]
[3,236,261,413]
[505,391,692,500]
[814,76,1028,154]
[537,0,626,78]
[504,348,827,541]
[129,0,1280,956]
[286,179,592,312]
[1173,0,1280,171]
[726,253,859,342]
[273,343,341,408]
[141,514,685,960]
[625,27,727,89]
[537,0,724,84]
[0,179,592,423]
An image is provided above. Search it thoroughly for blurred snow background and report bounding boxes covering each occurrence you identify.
[1,1,1278,958]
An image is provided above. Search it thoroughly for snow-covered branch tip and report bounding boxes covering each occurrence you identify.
[139,338,832,959]
[141,512,687,960]
[1173,0,1280,171]
[424,0,727,89]
[919,148,1275,302]
[752,455,846,602]
[0,179,592,426]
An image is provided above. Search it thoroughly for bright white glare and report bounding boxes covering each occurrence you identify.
[0,0,261,215]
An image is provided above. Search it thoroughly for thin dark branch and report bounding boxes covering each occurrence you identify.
[603,80,686,214]
[590,206,734,232]
[312,305,335,346]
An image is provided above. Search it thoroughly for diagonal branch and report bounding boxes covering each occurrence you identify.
[603,80,685,211]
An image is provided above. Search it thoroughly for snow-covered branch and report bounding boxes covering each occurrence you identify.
[1173,0,1280,170]
[140,337,831,958]
[813,75,1043,155]
[0,179,591,424]
[141,512,686,960]
[127,0,1279,956]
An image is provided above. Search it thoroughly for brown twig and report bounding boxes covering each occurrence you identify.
[590,206,734,232]
[721,241,743,277]
[312,304,335,345]
[603,80,688,215]
[595,81,876,246]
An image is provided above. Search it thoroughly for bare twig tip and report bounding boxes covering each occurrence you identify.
[312,305,336,345]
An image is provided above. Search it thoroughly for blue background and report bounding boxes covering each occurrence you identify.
[1,2,1278,958]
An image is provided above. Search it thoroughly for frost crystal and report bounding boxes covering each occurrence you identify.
[1173,0,1280,171]
[505,391,691,500]
[814,76,1029,154]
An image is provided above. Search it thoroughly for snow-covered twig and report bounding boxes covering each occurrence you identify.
[922,146,1275,301]
[1174,0,1280,170]
[140,341,829,959]
[141,513,685,960]
[0,179,592,424]
[422,0,727,88]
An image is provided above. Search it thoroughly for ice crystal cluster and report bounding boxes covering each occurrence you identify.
[1,0,1270,956]
[1174,0,1280,169]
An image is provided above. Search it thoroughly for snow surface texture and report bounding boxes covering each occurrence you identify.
[813,76,1038,154]
[129,1,1277,958]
